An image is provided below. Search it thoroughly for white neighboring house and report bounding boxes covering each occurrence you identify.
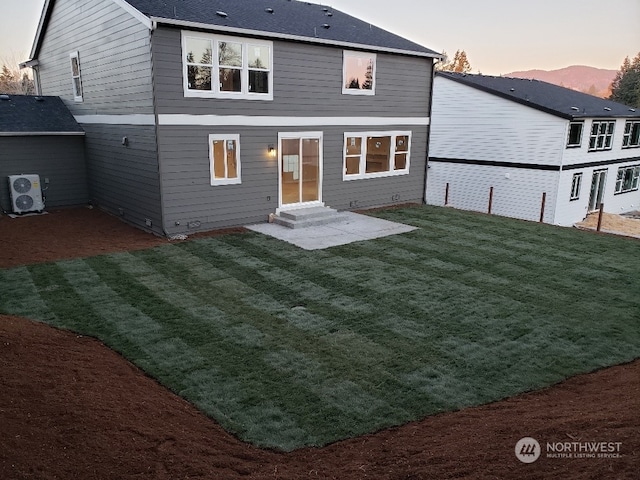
[427,72,640,225]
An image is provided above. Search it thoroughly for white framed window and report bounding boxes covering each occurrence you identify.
[209,134,241,185]
[569,172,582,200]
[614,165,640,194]
[69,51,83,102]
[342,51,376,95]
[566,122,583,148]
[622,120,640,148]
[588,120,615,151]
[343,131,411,180]
[182,32,272,100]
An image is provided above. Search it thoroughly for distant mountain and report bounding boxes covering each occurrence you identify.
[504,65,616,99]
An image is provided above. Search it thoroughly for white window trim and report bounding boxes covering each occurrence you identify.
[588,120,615,152]
[343,131,411,181]
[277,131,324,211]
[69,51,83,103]
[569,172,582,201]
[622,120,640,148]
[566,121,583,148]
[182,31,273,101]
[614,165,640,194]
[342,50,376,96]
[209,134,241,186]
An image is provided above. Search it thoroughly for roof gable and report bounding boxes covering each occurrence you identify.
[0,95,84,135]
[30,0,440,60]
[126,0,437,56]
[436,72,640,120]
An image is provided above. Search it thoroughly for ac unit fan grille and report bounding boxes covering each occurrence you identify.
[15,195,34,211]
[13,177,32,194]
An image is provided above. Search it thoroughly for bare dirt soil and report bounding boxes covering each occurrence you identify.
[576,211,640,237]
[1,208,639,479]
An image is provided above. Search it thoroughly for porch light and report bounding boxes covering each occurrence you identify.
[268,144,276,158]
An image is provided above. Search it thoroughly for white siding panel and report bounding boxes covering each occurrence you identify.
[430,76,566,167]
[554,160,640,226]
[561,118,640,167]
[426,162,559,223]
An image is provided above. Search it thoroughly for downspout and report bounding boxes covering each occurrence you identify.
[32,66,42,95]
[423,59,439,204]
[148,20,169,237]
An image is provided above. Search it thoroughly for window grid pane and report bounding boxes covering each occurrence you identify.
[218,42,242,67]
[589,121,615,151]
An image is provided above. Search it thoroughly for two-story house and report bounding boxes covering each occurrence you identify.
[427,72,640,225]
[23,0,441,235]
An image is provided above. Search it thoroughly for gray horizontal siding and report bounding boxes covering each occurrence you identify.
[0,136,88,211]
[151,26,432,117]
[37,0,154,115]
[157,124,427,235]
[81,123,162,234]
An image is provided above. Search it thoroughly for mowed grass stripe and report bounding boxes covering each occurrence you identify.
[94,246,407,447]
[82,253,361,445]
[0,267,54,322]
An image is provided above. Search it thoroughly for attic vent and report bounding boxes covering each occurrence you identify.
[571,106,579,111]
[34,96,44,102]
[509,88,515,92]
[630,108,637,112]
[265,7,274,13]
[216,11,228,18]
[326,12,333,16]
[322,23,330,29]
[604,107,612,111]
[0,94,10,101]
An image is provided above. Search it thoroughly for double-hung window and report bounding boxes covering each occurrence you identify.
[209,134,241,185]
[570,173,582,200]
[614,165,640,194]
[622,120,640,148]
[69,51,83,102]
[183,32,272,100]
[344,131,411,180]
[342,51,376,95]
[588,120,615,151]
[566,122,583,148]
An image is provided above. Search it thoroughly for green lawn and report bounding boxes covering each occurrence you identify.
[1,205,639,451]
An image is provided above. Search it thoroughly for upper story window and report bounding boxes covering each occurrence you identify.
[69,51,83,102]
[343,131,410,180]
[588,120,615,151]
[622,120,640,148]
[566,122,583,148]
[343,51,376,95]
[182,32,272,100]
[614,165,639,194]
[209,134,241,185]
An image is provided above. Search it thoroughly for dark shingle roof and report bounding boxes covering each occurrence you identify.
[436,72,640,120]
[123,0,439,57]
[0,95,84,135]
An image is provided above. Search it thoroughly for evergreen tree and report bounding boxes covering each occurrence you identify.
[609,52,640,108]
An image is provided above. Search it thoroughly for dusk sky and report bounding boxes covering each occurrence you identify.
[1,0,638,75]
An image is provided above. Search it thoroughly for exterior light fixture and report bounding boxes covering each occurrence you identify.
[268,144,276,157]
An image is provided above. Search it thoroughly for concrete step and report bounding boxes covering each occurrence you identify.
[273,206,344,229]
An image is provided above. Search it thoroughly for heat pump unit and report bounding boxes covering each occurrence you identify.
[8,174,45,214]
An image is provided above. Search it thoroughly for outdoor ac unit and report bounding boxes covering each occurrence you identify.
[8,174,45,214]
